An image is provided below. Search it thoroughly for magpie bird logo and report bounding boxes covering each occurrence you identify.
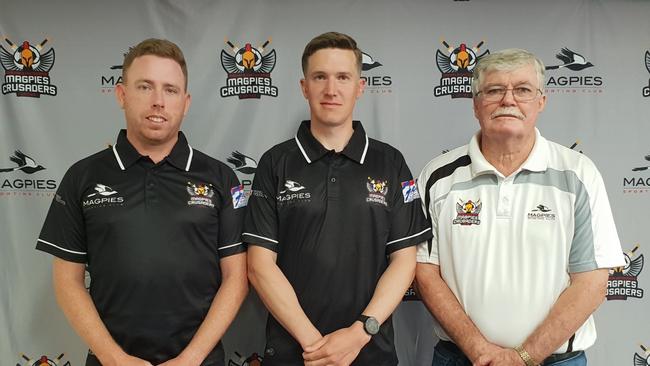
[87,184,118,197]
[227,151,258,175]
[611,245,644,277]
[280,180,306,194]
[17,352,71,366]
[220,37,278,99]
[644,51,650,97]
[545,48,594,71]
[1,36,57,97]
[607,244,645,300]
[362,52,382,71]
[634,343,650,366]
[632,154,650,172]
[532,204,551,212]
[0,150,45,174]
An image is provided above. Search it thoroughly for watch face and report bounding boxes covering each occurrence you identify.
[365,317,380,335]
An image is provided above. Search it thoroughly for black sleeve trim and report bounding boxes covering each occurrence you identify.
[36,238,87,263]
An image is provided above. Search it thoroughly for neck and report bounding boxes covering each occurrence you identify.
[310,120,354,152]
[126,134,178,164]
[479,132,535,177]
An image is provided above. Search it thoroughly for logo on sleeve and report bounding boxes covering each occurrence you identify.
[366,177,388,206]
[231,184,247,209]
[1,36,57,97]
[453,199,482,225]
[83,184,124,208]
[187,181,215,208]
[607,244,644,300]
[527,204,556,220]
[17,352,70,366]
[401,179,420,203]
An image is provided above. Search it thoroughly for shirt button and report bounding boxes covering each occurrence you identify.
[330,177,336,183]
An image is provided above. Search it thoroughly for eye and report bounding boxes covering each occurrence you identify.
[313,74,326,81]
[338,74,350,81]
[514,86,534,97]
[165,87,179,95]
[136,84,152,91]
[485,87,505,96]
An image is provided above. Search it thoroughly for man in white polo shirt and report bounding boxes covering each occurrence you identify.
[415,48,624,366]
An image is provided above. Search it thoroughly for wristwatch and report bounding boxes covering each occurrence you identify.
[358,315,380,336]
[514,345,537,366]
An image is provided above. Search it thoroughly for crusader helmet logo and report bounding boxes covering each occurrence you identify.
[0,37,54,72]
[436,39,487,74]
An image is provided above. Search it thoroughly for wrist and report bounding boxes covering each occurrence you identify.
[352,321,372,345]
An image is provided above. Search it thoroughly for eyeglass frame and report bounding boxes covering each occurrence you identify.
[474,86,544,102]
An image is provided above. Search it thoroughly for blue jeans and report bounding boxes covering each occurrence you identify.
[431,341,587,366]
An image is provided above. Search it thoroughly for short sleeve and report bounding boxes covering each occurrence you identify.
[416,165,439,265]
[217,166,247,258]
[385,151,432,255]
[35,167,87,263]
[242,151,279,251]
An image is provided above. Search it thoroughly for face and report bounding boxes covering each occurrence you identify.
[473,63,546,142]
[300,48,365,129]
[115,55,191,149]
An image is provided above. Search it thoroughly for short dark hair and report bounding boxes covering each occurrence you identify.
[122,38,188,90]
[301,32,362,75]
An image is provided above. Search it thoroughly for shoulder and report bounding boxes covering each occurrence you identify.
[419,144,471,183]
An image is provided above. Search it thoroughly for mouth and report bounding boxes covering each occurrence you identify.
[146,115,167,123]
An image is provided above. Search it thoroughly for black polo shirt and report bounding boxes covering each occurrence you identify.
[243,121,432,366]
[36,130,246,366]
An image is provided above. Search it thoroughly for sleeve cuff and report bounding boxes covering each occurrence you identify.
[242,232,279,252]
[36,238,86,263]
[386,227,433,254]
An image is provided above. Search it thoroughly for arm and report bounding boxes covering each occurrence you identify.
[303,246,417,366]
[159,252,248,366]
[475,269,609,366]
[52,258,152,366]
[414,262,502,363]
[247,245,322,349]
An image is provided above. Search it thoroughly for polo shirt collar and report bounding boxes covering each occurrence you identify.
[468,127,548,177]
[112,129,194,171]
[295,120,369,164]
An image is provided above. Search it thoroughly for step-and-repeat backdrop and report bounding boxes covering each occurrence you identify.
[2,0,649,365]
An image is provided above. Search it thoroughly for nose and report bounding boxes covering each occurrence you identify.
[152,88,165,109]
[500,89,517,106]
[324,78,337,96]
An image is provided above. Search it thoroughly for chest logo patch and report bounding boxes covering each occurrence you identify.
[527,204,556,220]
[277,179,311,204]
[83,183,124,208]
[366,177,388,206]
[453,198,482,226]
[187,181,215,208]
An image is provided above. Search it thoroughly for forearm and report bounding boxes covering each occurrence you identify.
[522,269,609,363]
[52,259,130,366]
[178,253,249,365]
[414,263,496,362]
[362,247,416,324]
[248,247,321,349]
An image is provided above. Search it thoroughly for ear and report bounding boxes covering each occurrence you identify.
[183,93,192,116]
[537,93,547,113]
[300,78,308,99]
[115,83,126,109]
[356,77,366,99]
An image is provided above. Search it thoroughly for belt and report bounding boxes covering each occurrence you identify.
[542,350,583,365]
[437,341,583,365]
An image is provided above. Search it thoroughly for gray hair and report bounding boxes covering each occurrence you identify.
[471,48,545,95]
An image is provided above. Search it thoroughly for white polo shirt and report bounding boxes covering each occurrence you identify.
[416,128,624,353]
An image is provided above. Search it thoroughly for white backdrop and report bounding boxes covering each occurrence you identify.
[1,1,649,365]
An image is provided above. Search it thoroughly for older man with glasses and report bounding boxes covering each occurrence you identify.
[414,48,624,366]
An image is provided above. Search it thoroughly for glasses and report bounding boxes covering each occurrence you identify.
[475,86,542,102]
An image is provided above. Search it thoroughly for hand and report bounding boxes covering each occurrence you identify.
[157,352,202,366]
[102,353,153,366]
[473,348,525,366]
[302,322,371,366]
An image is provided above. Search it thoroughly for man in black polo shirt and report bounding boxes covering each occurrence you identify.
[244,32,431,366]
[36,39,248,366]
